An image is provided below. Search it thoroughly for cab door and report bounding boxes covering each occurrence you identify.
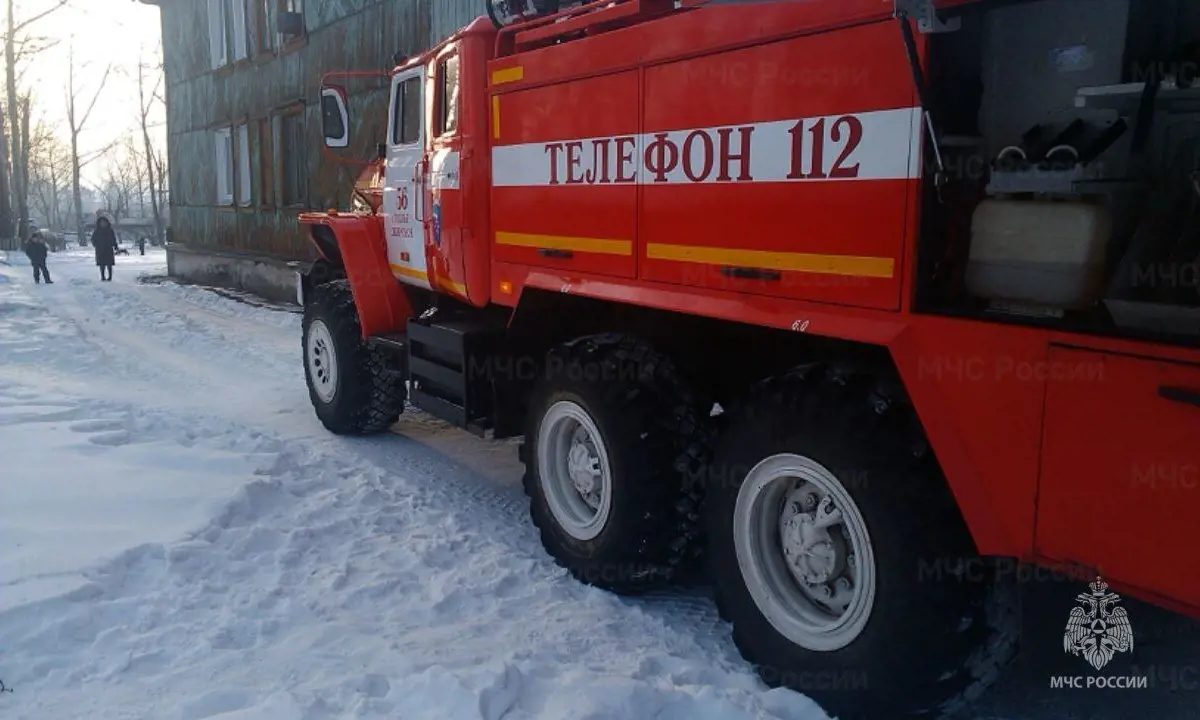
[384,66,430,290]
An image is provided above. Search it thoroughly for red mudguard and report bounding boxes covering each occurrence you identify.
[299,212,413,339]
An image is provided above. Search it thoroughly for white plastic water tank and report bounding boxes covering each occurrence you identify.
[965,198,1113,309]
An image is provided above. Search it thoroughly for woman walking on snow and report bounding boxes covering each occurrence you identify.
[91,216,119,281]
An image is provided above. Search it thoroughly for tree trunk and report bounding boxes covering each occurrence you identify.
[70,121,84,240]
[6,0,28,242]
[18,96,29,228]
[0,111,12,246]
[139,62,164,244]
[68,46,84,241]
[49,156,59,230]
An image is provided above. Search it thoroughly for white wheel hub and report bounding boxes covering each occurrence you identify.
[306,319,338,404]
[537,400,612,541]
[567,441,602,500]
[733,453,876,652]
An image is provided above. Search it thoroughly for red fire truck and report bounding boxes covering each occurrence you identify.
[299,0,1200,716]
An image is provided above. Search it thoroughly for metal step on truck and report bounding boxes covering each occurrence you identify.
[297,0,1200,716]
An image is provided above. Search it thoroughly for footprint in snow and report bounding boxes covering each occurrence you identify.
[68,419,126,433]
[87,430,133,447]
[178,688,256,720]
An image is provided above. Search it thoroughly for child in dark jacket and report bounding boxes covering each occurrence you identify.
[23,234,52,284]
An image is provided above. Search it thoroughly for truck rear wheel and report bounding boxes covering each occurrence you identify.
[523,335,708,593]
[302,280,405,435]
[705,367,1018,719]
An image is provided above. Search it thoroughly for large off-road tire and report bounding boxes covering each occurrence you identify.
[302,280,405,435]
[522,334,710,594]
[705,366,1019,720]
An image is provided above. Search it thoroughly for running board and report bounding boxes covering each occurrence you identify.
[405,319,501,437]
[366,333,407,356]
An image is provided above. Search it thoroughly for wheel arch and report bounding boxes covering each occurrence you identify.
[506,288,900,407]
[298,212,414,339]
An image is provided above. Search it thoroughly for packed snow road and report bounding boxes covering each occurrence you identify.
[0,248,1196,720]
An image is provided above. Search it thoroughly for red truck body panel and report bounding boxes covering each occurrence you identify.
[305,1,1200,616]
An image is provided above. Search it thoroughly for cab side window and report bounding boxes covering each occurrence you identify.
[391,76,422,146]
[436,55,460,137]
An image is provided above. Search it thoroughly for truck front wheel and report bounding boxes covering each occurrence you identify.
[523,335,709,593]
[705,367,1018,719]
[302,280,405,435]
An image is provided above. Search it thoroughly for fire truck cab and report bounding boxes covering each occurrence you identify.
[301,1,1200,717]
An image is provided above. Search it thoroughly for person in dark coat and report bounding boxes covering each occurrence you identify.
[137,236,146,256]
[23,234,52,284]
[91,216,119,281]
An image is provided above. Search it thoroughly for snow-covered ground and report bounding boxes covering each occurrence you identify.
[0,247,1196,720]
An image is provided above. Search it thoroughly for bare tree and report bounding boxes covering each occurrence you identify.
[29,121,72,230]
[5,0,70,242]
[137,51,166,243]
[66,41,112,240]
[100,136,143,222]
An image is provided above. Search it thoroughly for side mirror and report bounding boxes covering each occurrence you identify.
[317,71,388,169]
[320,86,349,149]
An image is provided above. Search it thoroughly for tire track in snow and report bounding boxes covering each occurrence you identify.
[0,401,815,720]
[37,276,307,423]
[134,278,300,353]
[3,261,820,719]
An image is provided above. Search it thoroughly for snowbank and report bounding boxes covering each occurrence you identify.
[0,253,829,720]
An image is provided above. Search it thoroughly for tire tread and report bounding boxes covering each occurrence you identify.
[302,280,405,435]
[522,334,713,593]
[707,366,1019,719]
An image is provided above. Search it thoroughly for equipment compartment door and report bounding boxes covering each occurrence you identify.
[384,67,430,290]
[490,71,639,279]
[1035,347,1200,609]
[639,21,920,311]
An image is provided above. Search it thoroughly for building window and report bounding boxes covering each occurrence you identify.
[436,55,459,137]
[258,118,275,206]
[251,0,274,56]
[280,111,306,206]
[231,0,249,62]
[207,0,228,69]
[277,0,305,46]
[214,127,234,205]
[236,123,252,205]
[209,0,251,67]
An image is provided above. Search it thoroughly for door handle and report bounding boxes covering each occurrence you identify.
[537,248,573,259]
[720,266,782,281]
[413,163,426,223]
[1159,385,1200,408]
